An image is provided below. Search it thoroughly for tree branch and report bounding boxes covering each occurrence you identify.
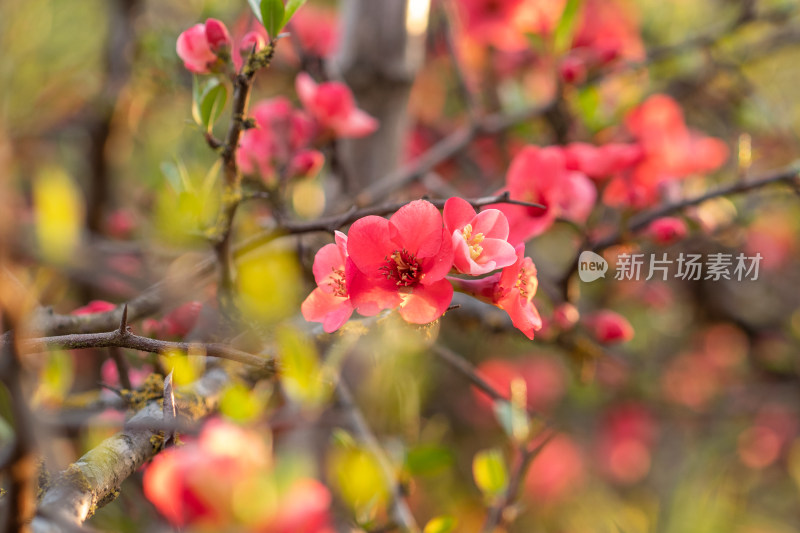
[234,191,545,259]
[9,328,274,372]
[335,381,420,533]
[30,367,234,533]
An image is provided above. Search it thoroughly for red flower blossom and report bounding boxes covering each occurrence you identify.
[143,420,333,531]
[295,73,379,139]
[346,200,454,324]
[443,197,517,275]
[645,216,688,244]
[604,94,729,208]
[584,310,634,344]
[71,300,116,315]
[176,19,232,74]
[493,146,596,245]
[450,245,543,339]
[237,97,318,182]
[301,231,355,333]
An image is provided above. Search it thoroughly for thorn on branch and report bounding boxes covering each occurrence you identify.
[118,305,129,336]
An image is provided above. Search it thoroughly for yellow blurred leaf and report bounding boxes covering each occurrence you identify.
[33,350,74,406]
[424,516,456,533]
[33,167,83,263]
[220,382,270,422]
[277,327,332,409]
[237,250,302,324]
[163,348,204,386]
[473,448,508,499]
[329,445,388,514]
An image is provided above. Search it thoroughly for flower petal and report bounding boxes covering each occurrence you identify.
[398,279,453,324]
[347,216,393,272]
[388,200,444,258]
[443,197,477,235]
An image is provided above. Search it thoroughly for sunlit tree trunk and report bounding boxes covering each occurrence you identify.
[330,0,431,195]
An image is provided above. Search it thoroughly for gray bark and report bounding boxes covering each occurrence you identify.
[330,0,430,195]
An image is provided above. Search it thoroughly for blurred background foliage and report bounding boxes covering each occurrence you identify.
[3,0,800,531]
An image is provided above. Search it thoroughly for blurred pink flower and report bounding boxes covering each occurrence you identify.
[296,73,378,138]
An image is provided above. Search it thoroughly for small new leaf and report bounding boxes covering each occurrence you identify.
[553,0,583,54]
[248,0,264,23]
[261,0,285,40]
[282,0,307,28]
[162,370,177,448]
[193,78,228,131]
[473,448,509,499]
[424,516,456,533]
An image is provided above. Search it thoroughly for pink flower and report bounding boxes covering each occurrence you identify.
[101,359,152,389]
[237,98,318,182]
[450,245,543,339]
[240,31,266,55]
[176,19,232,74]
[645,217,688,244]
[143,419,334,531]
[604,95,728,208]
[301,231,354,333]
[524,434,585,503]
[71,300,116,315]
[346,200,454,324]
[492,146,596,245]
[266,479,335,533]
[584,310,634,344]
[162,301,203,337]
[289,149,325,179]
[457,0,527,50]
[557,171,597,224]
[563,142,642,179]
[443,197,517,275]
[552,302,579,331]
[289,6,339,58]
[295,73,378,138]
[491,146,564,245]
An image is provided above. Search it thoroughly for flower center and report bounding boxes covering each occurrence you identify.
[461,223,485,261]
[381,249,421,286]
[515,260,538,303]
[328,267,347,297]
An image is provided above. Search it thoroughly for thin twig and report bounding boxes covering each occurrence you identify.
[10,329,274,372]
[336,381,420,533]
[480,431,556,533]
[234,192,545,259]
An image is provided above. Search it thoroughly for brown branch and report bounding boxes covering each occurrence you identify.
[479,431,555,533]
[214,42,277,310]
[0,329,38,532]
[30,367,234,533]
[557,164,800,290]
[593,164,800,251]
[233,191,545,259]
[352,100,556,207]
[10,328,273,372]
[335,381,420,533]
[431,345,508,404]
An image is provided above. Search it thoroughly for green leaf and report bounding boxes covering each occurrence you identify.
[261,0,285,39]
[193,78,227,131]
[553,0,583,54]
[424,516,456,533]
[406,445,453,476]
[473,448,509,499]
[282,0,307,28]
[493,400,530,444]
[248,0,264,23]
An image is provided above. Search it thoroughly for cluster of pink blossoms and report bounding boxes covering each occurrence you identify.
[301,198,543,339]
[176,18,266,74]
[237,74,378,184]
[491,93,728,244]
